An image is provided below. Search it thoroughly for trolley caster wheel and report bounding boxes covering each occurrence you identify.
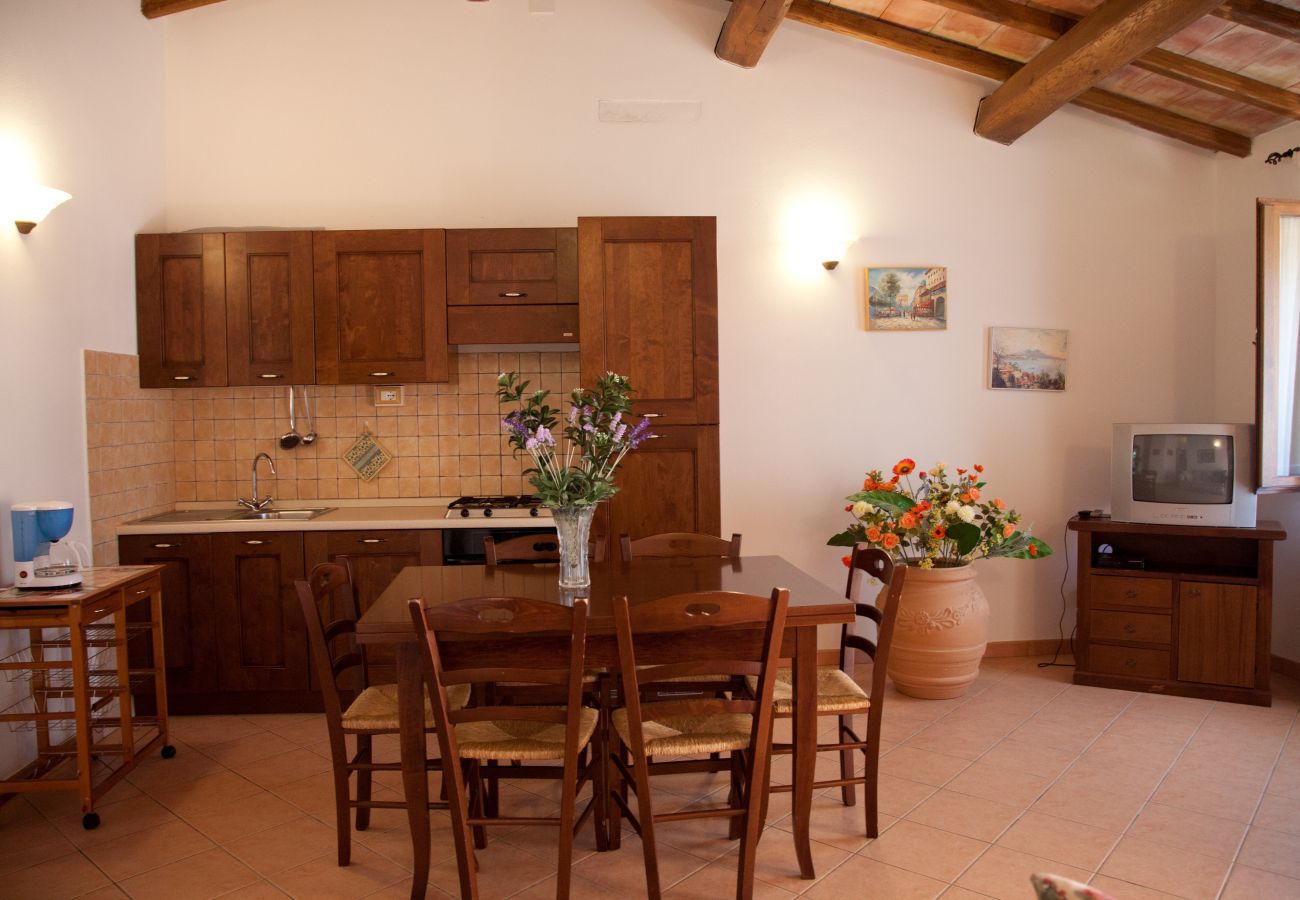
[82,812,100,831]
[161,745,177,759]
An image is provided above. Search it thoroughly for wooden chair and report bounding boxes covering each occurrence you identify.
[607,588,789,899]
[619,531,742,562]
[484,532,607,564]
[407,594,601,899]
[295,561,469,866]
[752,544,905,838]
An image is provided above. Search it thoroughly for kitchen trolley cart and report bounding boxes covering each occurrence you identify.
[0,565,174,829]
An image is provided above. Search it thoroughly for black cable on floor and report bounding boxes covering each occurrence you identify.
[1039,518,1076,668]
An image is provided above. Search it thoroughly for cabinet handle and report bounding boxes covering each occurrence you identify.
[358,538,388,544]
[133,588,150,596]
[1124,589,1138,598]
[561,332,575,338]
[642,412,663,418]
[499,291,527,298]
[171,375,193,382]
[1125,657,1137,669]
[369,372,393,377]
[152,542,177,549]
[1187,587,1202,598]
[1123,623,1137,634]
[258,373,283,379]
[243,539,267,546]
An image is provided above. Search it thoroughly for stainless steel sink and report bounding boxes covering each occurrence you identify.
[236,507,335,521]
[133,509,247,524]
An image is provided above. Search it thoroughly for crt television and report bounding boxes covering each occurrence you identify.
[1111,424,1257,528]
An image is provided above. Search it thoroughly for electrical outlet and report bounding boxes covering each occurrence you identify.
[373,385,404,407]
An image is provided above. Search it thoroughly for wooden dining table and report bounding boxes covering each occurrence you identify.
[357,555,854,898]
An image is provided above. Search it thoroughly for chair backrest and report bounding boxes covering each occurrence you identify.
[841,545,906,706]
[407,594,590,763]
[618,531,743,562]
[484,533,560,564]
[613,588,789,755]
[295,559,367,732]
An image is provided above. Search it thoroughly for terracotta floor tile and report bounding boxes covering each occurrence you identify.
[434,839,558,899]
[124,747,225,793]
[943,762,1051,809]
[51,793,178,850]
[955,845,1089,900]
[878,747,971,787]
[902,722,1005,761]
[994,810,1119,871]
[1254,792,1300,836]
[224,815,340,877]
[976,738,1077,779]
[200,731,301,769]
[1266,761,1300,799]
[233,747,333,790]
[269,845,408,899]
[146,769,264,817]
[1099,834,1231,900]
[1031,781,1144,832]
[1126,801,1247,860]
[875,772,939,817]
[185,791,304,844]
[78,887,130,899]
[904,789,1022,842]
[804,854,946,899]
[1152,768,1263,823]
[860,820,988,882]
[170,715,269,748]
[511,871,635,899]
[209,881,291,898]
[1088,874,1185,899]
[0,817,77,876]
[1220,863,1300,900]
[0,851,112,900]
[1081,731,1185,770]
[725,834,849,894]
[80,818,214,882]
[117,846,258,899]
[769,798,897,853]
[664,856,799,899]
[1237,824,1300,879]
[939,887,998,900]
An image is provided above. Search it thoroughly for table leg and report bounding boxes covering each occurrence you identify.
[397,643,430,900]
[792,625,818,879]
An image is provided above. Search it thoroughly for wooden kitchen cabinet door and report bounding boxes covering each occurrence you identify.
[118,533,219,695]
[225,231,315,385]
[210,532,309,692]
[136,233,228,387]
[1177,581,1258,688]
[313,229,448,384]
[603,425,720,542]
[446,227,577,306]
[578,217,718,425]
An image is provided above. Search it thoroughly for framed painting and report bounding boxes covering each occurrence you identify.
[988,327,1067,392]
[865,266,947,331]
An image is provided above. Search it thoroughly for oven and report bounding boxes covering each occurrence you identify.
[441,526,558,565]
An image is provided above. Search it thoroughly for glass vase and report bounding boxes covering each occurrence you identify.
[552,505,596,590]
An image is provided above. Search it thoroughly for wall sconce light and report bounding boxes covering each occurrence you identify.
[822,259,841,271]
[9,183,71,234]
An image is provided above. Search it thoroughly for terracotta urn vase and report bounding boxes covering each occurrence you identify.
[883,563,989,699]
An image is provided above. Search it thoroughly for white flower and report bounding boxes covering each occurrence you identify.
[852,501,874,519]
[957,505,976,523]
[929,461,947,476]
[945,500,961,515]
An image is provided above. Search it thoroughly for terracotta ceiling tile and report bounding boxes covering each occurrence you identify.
[979,27,1052,63]
[879,0,946,31]
[1190,25,1289,72]
[830,0,890,16]
[1036,0,1103,15]
[1160,16,1235,55]
[1219,105,1289,136]
[1099,66,1154,94]
[930,10,999,45]
[1239,42,1300,88]
[1166,88,1251,121]
[1119,70,1198,107]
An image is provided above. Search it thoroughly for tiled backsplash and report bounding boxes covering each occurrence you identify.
[84,349,578,563]
[85,351,176,564]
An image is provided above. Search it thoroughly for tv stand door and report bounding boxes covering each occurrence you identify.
[1177,582,1258,688]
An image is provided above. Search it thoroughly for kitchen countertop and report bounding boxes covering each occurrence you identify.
[117,499,555,536]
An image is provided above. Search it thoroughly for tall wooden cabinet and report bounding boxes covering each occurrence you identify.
[1070,517,1285,706]
[578,217,720,541]
[224,231,316,385]
[136,233,228,388]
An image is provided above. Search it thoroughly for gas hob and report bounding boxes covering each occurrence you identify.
[444,495,550,519]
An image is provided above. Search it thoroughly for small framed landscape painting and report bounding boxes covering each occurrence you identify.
[865,267,947,331]
[988,327,1067,392]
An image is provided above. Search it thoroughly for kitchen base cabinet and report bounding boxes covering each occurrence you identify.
[1069,517,1284,706]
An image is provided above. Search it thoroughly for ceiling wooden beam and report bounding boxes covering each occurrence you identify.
[716,0,796,67]
[785,0,1251,156]
[141,0,227,18]
[974,0,1225,146]
[1218,0,1300,43]
[930,0,1300,120]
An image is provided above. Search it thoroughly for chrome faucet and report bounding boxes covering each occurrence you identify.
[239,453,277,511]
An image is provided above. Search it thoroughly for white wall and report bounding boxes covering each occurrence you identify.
[1213,122,1300,663]
[0,0,165,774]
[161,0,1225,644]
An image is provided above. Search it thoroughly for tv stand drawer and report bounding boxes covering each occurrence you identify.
[1091,609,1171,644]
[1088,644,1170,679]
[1092,575,1172,610]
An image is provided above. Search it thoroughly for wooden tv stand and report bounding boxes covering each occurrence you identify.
[1069,516,1285,706]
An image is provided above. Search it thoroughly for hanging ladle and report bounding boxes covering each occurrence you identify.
[279,386,302,450]
[301,386,317,445]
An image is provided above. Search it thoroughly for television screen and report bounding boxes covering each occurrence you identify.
[1131,434,1233,505]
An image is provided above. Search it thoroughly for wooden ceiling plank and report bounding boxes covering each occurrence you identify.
[716,0,796,67]
[141,0,227,18]
[1218,0,1300,44]
[929,0,1300,119]
[974,0,1226,146]
[784,0,1251,156]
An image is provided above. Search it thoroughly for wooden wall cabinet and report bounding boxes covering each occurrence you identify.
[578,217,720,545]
[446,228,579,344]
[1070,517,1284,705]
[313,229,449,384]
[136,233,228,387]
[225,231,316,385]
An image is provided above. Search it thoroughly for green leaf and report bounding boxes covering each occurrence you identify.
[844,490,916,514]
[826,530,861,548]
[1001,535,1053,559]
[947,521,982,556]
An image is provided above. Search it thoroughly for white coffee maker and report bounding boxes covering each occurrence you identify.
[11,501,87,589]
